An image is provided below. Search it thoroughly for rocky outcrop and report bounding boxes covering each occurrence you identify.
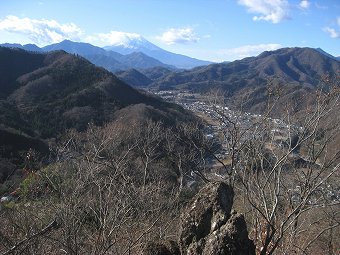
[142,182,255,255]
[179,182,255,255]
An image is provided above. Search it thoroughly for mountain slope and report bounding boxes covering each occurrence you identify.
[152,47,339,90]
[116,69,153,87]
[115,67,175,88]
[0,47,46,98]
[0,47,199,194]
[315,48,340,62]
[116,52,174,69]
[139,66,173,80]
[152,47,340,112]
[103,36,212,69]
[0,47,192,139]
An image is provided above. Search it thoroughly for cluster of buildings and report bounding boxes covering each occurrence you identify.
[153,90,339,204]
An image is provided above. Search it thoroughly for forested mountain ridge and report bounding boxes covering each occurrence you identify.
[151,47,339,91]
[0,47,195,187]
[0,47,191,137]
[149,47,339,113]
[115,68,153,87]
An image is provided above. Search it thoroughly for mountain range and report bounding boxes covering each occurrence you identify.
[0,37,212,71]
[1,45,339,141]
[143,47,339,112]
[1,43,338,111]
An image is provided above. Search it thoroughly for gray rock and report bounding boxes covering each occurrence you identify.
[142,182,255,255]
[179,182,255,255]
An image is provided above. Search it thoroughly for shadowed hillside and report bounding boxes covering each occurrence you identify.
[116,68,153,87]
[0,47,192,138]
[0,47,196,190]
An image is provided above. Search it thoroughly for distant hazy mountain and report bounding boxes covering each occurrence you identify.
[42,40,110,56]
[103,36,212,69]
[42,40,174,71]
[1,39,212,70]
[116,52,174,69]
[1,40,174,72]
[0,43,42,52]
[84,51,174,72]
[85,53,129,71]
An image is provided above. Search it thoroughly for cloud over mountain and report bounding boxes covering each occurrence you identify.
[157,27,199,45]
[0,15,82,45]
[238,0,289,23]
[87,31,144,47]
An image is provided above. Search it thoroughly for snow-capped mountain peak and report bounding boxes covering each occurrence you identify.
[102,32,160,51]
[103,35,212,68]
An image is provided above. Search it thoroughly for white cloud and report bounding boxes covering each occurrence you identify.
[324,17,340,39]
[324,27,340,39]
[299,0,310,9]
[157,28,199,45]
[0,15,82,45]
[86,31,143,47]
[238,0,289,23]
[217,44,282,61]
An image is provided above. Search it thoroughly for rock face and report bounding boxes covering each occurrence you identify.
[179,182,255,255]
[142,182,255,255]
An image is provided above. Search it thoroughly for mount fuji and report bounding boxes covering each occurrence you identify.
[103,35,212,69]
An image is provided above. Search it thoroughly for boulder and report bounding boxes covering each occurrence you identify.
[179,182,255,255]
[142,182,255,255]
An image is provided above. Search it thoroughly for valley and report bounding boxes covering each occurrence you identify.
[153,89,340,203]
[0,43,339,255]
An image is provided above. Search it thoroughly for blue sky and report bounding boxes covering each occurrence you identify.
[0,0,339,62]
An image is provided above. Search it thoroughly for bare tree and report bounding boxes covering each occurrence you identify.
[205,77,340,254]
[0,118,205,254]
